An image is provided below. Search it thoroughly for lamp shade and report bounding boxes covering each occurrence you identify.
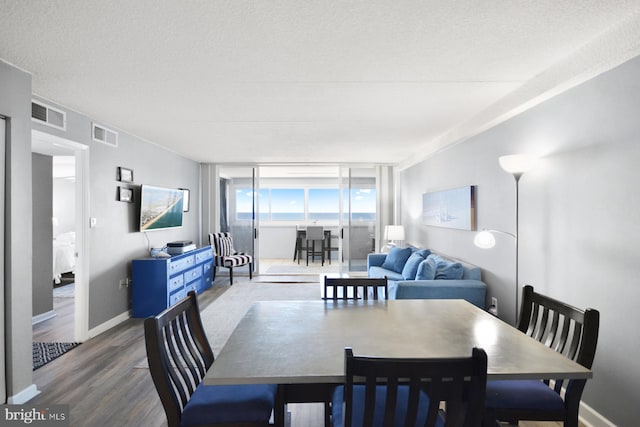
[384,225,405,241]
[498,154,536,175]
[474,230,496,249]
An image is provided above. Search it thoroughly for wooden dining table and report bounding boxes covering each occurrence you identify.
[204,299,591,425]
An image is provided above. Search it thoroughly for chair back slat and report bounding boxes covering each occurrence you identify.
[144,291,215,427]
[341,347,487,427]
[324,277,388,301]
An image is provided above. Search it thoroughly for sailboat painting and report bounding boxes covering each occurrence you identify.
[422,186,476,230]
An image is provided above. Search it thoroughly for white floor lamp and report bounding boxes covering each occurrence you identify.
[475,154,536,324]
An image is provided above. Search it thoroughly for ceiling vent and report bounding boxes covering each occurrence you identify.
[31,100,66,130]
[92,123,118,147]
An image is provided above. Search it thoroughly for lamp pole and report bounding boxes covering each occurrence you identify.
[513,172,522,324]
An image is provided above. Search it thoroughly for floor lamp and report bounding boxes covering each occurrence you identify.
[475,154,536,324]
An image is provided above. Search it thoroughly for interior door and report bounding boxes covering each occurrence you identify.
[339,166,377,273]
[217,166,258,276]
[1,117,6,403]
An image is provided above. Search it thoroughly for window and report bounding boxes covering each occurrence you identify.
[270,189,304,221]
[235,189,254,220]
[344,188,376,221]
[309,189,339,221]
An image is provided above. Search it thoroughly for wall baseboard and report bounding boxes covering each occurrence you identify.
[581,400,616,427]
[87,311,130,339]
[7,384,40,404]
[32,310,56,325]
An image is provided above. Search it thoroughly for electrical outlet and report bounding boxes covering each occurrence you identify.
[119,278,130,289]
[490,297,498,316]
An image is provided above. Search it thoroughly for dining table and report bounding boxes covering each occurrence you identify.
[204,299,592,425]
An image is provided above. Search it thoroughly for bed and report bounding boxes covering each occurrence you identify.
[53,231,76,283]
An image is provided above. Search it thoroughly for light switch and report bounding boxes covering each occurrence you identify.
[90,217,97,228]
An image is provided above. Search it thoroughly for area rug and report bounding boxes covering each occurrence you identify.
[33,342,80,370]
[253,275,320,283]
[53,283,75,298]
[134,280,320,368]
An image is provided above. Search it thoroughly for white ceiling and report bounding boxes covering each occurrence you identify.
[2,1,640,165]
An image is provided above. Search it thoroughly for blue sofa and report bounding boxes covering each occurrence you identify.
[367,248,487,309]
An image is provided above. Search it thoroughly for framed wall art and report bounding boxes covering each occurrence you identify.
[118,186,133,203]
[117,167,134,183]
[422,185,476,230]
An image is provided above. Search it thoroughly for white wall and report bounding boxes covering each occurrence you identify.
[399,55,640,426]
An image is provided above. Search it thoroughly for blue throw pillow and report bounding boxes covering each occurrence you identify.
[434,260,464,280]
[415,256,437,280]
[381,247,413,274]
[414,248,431,258]
[401,253,425,279]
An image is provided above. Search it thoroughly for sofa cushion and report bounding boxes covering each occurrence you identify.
[413,248,431,258]
[415,257,437,280]
[401,253,426,280]
[368,266,403,281]
[434,260,464,280]
[381,247,412,274]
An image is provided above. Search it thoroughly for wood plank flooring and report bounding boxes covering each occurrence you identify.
[31,277,568,427]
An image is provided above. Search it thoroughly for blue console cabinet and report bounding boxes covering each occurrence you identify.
[131,246,214,318]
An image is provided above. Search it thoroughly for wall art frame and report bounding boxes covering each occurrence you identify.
[422,185,476,230]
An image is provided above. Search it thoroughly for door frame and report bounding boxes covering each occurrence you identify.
[32,130,90,342]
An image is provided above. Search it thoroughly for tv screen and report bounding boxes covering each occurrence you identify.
[139,185,184,231]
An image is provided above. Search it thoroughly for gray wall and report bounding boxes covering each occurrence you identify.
[32,153,53,317]
[31,96,203,329]
[400,55,640,426]
[0,60,34,401]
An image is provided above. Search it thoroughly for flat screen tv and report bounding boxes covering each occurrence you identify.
[139,184,184,231]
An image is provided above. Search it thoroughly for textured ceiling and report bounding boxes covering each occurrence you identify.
[2,1,639,165]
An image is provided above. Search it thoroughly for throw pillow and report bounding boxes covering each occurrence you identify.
[414,249,431,258]
[434,260,464,280]
[415,256,437,280]
[381,247,413,274]
[401,253,426,280]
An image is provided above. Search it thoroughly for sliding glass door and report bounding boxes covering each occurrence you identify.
[339,167,377,273]
[218,166,258,276]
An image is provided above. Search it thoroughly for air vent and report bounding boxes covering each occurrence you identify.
[92,123,118,147]
[31,101,66,130]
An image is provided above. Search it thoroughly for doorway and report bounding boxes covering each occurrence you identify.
[31,130,89,342]
[216,165,378,277]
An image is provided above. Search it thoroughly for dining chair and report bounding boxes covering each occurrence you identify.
[323,276,388,300]
[305,225,325,266]
[209,232,253,285]
[483,285,600,427]
[332,347,488,427]
[144,291,281,427]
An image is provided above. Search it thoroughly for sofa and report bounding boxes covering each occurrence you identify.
[367,247,487,309]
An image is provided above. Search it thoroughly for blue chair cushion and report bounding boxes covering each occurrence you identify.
[181,383,277,426]
[332,384,442,427]
[485,380,566,412]
[401,253,426,279]
[415,256,437,280]
[381,247,413,274]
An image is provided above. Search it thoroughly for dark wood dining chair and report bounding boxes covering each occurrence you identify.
[323,276,388,301]
[144,291,281,427]
[332,347,488,427]
[483,285,600,427]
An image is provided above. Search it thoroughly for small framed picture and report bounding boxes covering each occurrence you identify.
[180,188,190,212]
[118,186,133,203]
[117,167,134,183]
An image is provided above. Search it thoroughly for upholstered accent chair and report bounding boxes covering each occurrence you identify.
[209,232,253,285]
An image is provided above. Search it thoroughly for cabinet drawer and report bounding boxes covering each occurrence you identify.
[169,255,195,274]
[184,265,203,284]
[168,275,184,292]
[169,289,186,307]
[195,248,213,263]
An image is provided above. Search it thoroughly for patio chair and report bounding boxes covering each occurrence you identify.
[483,285,600,427]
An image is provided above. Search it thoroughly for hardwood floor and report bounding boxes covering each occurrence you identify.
[30,277,568,427]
